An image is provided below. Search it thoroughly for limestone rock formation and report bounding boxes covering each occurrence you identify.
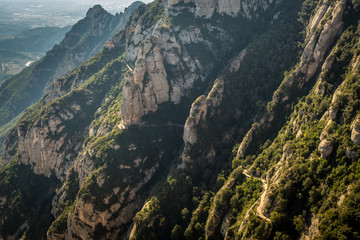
[17,104,84,180]
[300,1,345,80]
[318,139,333,159]
[351,117,360,145]
[121,36,171,126]
[182,79,224,163]
[167,0,280,19]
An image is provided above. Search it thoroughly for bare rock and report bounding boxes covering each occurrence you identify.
[182,79,224,163]
[167,0,278,19]
[318,139,333,158]
[351,118,360,144]
[121,25,201,126]
[300,1,345,79]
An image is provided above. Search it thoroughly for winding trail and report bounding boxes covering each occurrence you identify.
[237,169,270,235]
[256,178,270,222]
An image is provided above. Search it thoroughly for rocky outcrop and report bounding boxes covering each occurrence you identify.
[318,139,333,158]
[17,103,84,180]
[120,21,203,126]
[182,79,224,163]
[120,36,171,126]
[68,163,159,239]
[299,1,345,81]
[167,0,281,19]
[181,47,248,163]
[351,117,360,144]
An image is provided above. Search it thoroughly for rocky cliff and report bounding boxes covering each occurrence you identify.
[166,0,281,18]
[1,0,360,239]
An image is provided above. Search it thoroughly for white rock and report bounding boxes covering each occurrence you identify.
[318,139,333,158]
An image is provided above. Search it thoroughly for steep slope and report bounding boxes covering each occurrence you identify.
[129,0,360,239]
[0,26,72,84]
[0,2,142,129]
[228,1,360,238]
[1,0,360,239]
[0,26,72,54]
[0,0,295,238]
[180,0,360,239]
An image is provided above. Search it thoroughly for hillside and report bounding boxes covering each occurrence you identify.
[1,0,360,239]
[0,2,143,152]
[0,26,72,54]
[0,26,72,83]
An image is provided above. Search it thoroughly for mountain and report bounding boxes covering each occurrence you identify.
[0,1,143,135]
[1,0,360,239]
[0,26,72,54]
[0,22,30,38]
[0,26,72,84]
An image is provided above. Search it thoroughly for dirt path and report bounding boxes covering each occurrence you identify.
[125,62,133,72]
[256,178,270,222]
[237,169,270,235]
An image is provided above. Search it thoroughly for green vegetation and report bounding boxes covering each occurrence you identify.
[139,0,173,28]
[0,9,126,130]
[225,3,360,238]
[128,1,360,239]
[0,26,71,53]
[0,161,58,239]
[0,113,21,156]
[2,0,360,239]
[48,169,79,236]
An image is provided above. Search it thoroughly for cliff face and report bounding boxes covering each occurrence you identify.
[166,0,280,18]
[2,0,360,239]
[182,78,224,163]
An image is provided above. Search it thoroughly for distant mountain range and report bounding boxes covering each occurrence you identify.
[0,26,72,84]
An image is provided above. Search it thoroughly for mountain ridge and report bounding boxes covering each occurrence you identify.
[0,1,143,128]
[1,0,360,239]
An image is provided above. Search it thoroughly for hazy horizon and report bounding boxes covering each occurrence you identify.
[0,0,154,13]
[0,0,153,29]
